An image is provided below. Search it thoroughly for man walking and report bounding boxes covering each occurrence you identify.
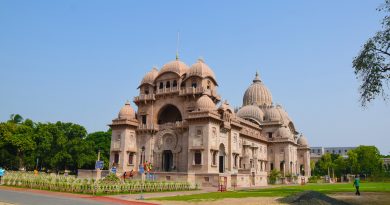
[353,175,360,196]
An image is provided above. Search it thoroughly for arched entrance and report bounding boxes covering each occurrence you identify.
[162,150,173,172]
[158,104,182,124]
[219,144,225,173]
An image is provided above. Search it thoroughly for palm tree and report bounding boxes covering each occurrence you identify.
[9,114,23,124]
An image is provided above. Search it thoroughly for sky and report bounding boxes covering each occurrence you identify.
[1,0,389,155]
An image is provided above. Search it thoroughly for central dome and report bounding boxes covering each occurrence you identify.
[159,59,189,76]
[243,72,273,106]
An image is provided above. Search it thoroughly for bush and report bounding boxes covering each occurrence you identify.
[101,173,120,183]
[2,171,195,194]
[308,176,320,183]
[268,170,281,184]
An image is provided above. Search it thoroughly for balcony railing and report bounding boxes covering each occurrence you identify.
[137,121,188,131]
[179,87,205,96]
[134,94,155,103]
[156,87,180,95]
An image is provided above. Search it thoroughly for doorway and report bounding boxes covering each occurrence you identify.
[162,150,173,172]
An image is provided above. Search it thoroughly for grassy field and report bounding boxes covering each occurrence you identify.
[149,182,390,201]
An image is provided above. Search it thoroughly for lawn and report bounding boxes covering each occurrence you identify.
[149,182,390,201]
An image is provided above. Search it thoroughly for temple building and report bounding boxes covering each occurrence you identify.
[109,58,311,187]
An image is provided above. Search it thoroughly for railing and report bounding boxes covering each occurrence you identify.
[156,87,180,95]
[134,94,155,102]
[138,123,157,130]
[179,87,205,96]
[137,121,188,131]
[159,121,187,130]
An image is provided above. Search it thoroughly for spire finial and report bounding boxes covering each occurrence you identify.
[176,32,180,60]
[253,70,261,83]
[125,100,130,105]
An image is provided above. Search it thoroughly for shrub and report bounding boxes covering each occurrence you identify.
[268,170,281,184]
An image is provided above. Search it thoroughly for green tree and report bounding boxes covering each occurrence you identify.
[86,130,111,169]
[353,1,390,106]
[8,114,23,124]
[333,155,348,178]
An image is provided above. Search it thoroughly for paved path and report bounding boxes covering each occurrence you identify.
[109,187,216,201]
[0,186,157,205]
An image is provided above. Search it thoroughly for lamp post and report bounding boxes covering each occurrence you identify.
[137,146,145,200]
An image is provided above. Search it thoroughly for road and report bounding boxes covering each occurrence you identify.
[0,187,158,205]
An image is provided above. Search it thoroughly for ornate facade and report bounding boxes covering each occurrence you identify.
[109,58,311,187]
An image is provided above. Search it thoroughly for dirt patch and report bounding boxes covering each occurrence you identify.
[330,192,390,205]
[149,197,283,205]
[278,191,350,205]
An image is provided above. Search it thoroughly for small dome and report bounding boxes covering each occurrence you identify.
[243,72,273,106]
[275,126,293,139]
[196,95,216,111]
[118,101,135,120]
[237,105,264,124]
[140,67,158,87]
[159,59,189,76]
[264,107,281,121]
[219,100,234,113]
[297,135,308,146]
[276,104,291,122]
[188,59,217,82]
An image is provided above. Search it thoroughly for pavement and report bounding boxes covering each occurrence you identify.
[108,186,216,201]
[0,186,158,205]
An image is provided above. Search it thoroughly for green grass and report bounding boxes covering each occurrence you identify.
[149,182,390,202]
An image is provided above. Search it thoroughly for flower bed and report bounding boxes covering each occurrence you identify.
[2,171,195,194]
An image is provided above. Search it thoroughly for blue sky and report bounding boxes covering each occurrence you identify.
[1,0,389,155]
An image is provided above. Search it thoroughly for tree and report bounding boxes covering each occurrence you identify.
[353,1,390,106]
[9,114,23,124]
[86,130,111,169]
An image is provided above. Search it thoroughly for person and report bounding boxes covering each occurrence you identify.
[353,175,361,196]
[123,171,127,181]
[129,170,133,179]
[0,167,5,185]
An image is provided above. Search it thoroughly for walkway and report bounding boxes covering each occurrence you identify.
[0,186,157,205]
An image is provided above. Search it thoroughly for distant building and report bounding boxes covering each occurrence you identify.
[310,147,356,162]
[382,158,390,167]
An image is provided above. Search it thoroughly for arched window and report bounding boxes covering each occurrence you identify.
[159,82,163,89]
[173,80,177,87]
[166,81,171,88]
[157,104,182,124]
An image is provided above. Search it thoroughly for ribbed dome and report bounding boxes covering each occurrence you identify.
[140,67,158,87]
[264,107,281,121]
[118,101,135,120]
[276,105,291,122]
[188,59,217,82]
[243,72,273,106]
[159,60,189,76]
[275,126,293,139]
[196,95,216,111]
[237,105,264,124]
[297,135,308,146]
